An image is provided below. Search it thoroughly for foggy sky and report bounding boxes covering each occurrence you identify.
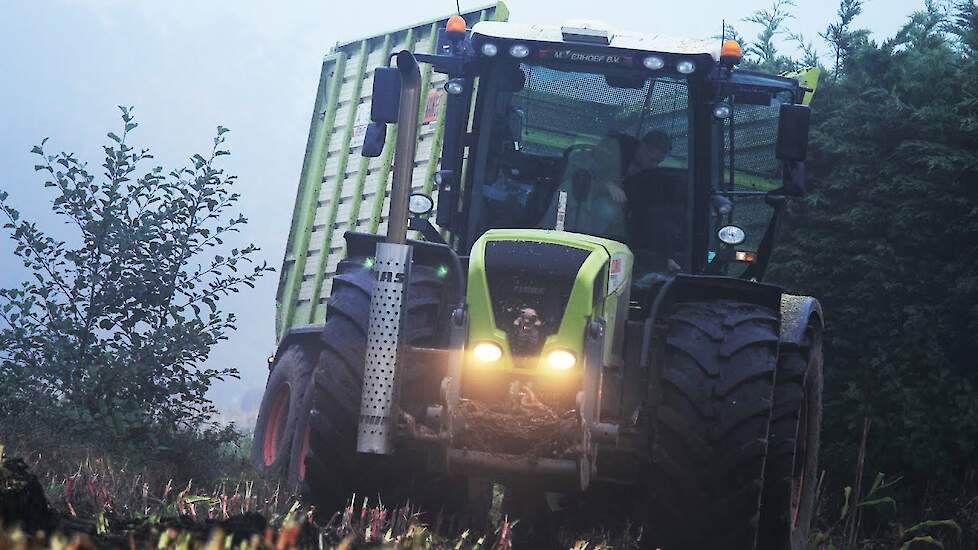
[0,0,924,426]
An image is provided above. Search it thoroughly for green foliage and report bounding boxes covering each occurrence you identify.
[813,472,960,549]
[0,108,272,452]
[770,0,978,522]
[949,0,978,55]
[742,0,800,73]
[820,0,869,78]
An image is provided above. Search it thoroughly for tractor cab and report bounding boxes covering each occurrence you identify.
[462,22,710,282]
[368,19,814,298]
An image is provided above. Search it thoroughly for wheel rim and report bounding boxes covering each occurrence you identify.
[298,420,311,480]
[790,370,812,529]
[263,385,290,466]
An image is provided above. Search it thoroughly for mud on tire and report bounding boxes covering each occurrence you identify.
[644,300,779,549]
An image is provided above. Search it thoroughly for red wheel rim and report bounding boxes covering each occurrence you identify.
[298,420,311,480]
[262,385,290,466]
[790,385,810,529]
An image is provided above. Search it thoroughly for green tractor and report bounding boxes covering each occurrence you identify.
[254,15,823,550]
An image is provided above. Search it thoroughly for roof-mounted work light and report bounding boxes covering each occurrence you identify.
[561,21,613,45]
[720,39,743,66]
[446,14,467,42]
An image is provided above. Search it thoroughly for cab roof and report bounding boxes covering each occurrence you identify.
[471,21,721,61]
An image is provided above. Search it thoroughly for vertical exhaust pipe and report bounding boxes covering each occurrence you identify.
[357,51,422,455]
[384,51,421,244]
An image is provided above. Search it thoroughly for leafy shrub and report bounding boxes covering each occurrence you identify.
[0,108,272,456]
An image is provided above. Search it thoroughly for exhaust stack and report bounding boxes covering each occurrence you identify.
[356,51,421,455]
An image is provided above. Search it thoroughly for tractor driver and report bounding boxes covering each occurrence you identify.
[604,130,686,273]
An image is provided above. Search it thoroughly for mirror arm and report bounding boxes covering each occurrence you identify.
[408,216,447,244]
[768,160,807,198]
[741,198,785,281]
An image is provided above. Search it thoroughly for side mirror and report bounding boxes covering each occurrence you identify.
[370,67,401,124]
[361,122,387,158]
[776,104,811,162]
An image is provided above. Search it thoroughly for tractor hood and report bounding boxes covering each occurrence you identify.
[465,229,632,373]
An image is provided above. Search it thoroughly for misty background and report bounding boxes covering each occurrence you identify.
[0,0,921,427]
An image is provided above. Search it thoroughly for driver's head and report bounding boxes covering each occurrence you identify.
[633,130,672,170]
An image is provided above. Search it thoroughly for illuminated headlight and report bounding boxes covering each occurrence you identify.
[545,349,576,370]
[713,102,732,119]
[472,342,503,363]
[643,55,665,70]
[718,225,746,245]
[444,78,465,95]
[676,59,696,74]
[481,42,499,57]
[509,44,531,58]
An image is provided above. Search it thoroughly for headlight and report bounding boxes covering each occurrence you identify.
[718,225,746,245]
[676,59,696,74]
[444,78,465,95]
[408,193,434,216]
[713,102,732,119]
[545,349,576,370]
[481,42,499,57]
[472,342,503,363]
[433,169,455,186]
[509,44,531,58]
[643,55,665,70]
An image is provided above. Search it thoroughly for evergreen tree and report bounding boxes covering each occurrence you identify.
[771,4,978,500]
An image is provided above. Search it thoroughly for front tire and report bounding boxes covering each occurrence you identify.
[251,344,317,476]
[291,258,449,513]
[644,300,780,549]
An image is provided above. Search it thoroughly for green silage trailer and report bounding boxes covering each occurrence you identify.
[275,3,508,337]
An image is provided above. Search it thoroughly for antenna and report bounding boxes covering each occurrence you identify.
[456,0,461,14]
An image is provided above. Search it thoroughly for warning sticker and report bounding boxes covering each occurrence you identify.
[423,89,443,125]
[351,102,372,148]
[608,252,628,295]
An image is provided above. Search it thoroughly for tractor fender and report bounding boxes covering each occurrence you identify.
[647,274,784,320]
[344,231,465,303]
[271,324,324,371]
[779,294,823,348]
[640,274,784,367]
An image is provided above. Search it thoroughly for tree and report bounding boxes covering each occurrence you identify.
[949,0,978,55]
[770,9,978,496]
[742,0,799,73]
[0,108,272,446]
[820,0,870,79]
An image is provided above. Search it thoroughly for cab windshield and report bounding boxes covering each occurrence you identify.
[466,61,692,275]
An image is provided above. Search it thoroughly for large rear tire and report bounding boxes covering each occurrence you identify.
[758,323,823,550]
[290,258,451,514]
[644,300,779,549]
[251,344,317,476]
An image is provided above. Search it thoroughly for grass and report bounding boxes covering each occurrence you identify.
[3,422,975,549]
[0,440,526,549]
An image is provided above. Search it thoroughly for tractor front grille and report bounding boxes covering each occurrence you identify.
[484,241,590,360]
